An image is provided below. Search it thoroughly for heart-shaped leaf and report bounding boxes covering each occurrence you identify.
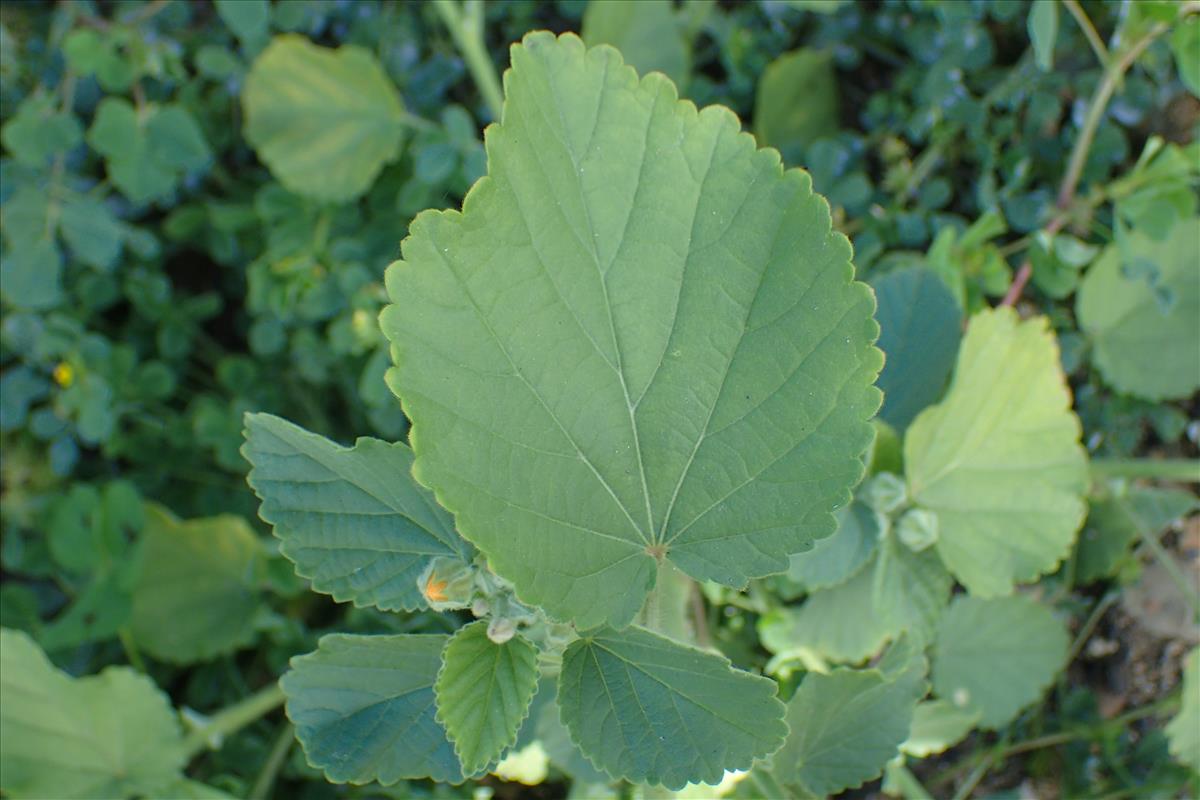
[380,31,881,629]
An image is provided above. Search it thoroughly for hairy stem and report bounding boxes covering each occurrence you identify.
[250,722,295,800]
[182,683,287,760]
[433,0,504,120]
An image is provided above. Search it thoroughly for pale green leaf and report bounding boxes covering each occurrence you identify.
[557,625,787,789]
[1076,217,1200,401]
[0,628,185,799]
[130,503,263,663]
[754,49,838,163]
[435,620,540,776]
[1027,0,1058,71]
[904,307,1088,596]
[243,412,469,611]
[380,31,881,629]
[771,648,926,797]
[282,633,463,784]
[243,35,405,201]
[901,699,980,757]
[1167,647,1200,772]
[932,595,1068,729]
[582,0,690,89]
[532,683,611,784]
[0,238,63,309]
[872,267,962,431]
[786,501,879,591]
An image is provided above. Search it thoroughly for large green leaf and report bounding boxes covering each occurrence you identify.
[435,620,540,776]
[932,595,1068,729]
[282,633,463,785]
[754,49,838,164]
[380,31,881,629]
[770,643,926,797]
[0,628,185,799]
[1076,217,1200,400]
[1167,647,1199,772]
[581,0,690,89]
[130,503,263,662]
[243,412,468,611]
[871,267,962,431]
[243,35,406,201]
[557,625,787,788]
[904,308,1088,596]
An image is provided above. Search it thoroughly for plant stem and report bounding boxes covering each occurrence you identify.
[118,627,147,673]
[1090,458,1200,482]
[1134,519,1200,620]
[1062,0,1109,68]
[1066,590,1119,664]
[433,0,504,120]
[182,683,287,760]
[889,761,935,800]
[250,722,295,800]
[1001,15,1171,308]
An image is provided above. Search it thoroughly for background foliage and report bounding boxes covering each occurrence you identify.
[0,1,1197,799]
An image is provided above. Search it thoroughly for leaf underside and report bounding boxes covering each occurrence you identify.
[281,633,463,785]
[243,412,468,611]
[381,31,881,629]
[556,625,788,789]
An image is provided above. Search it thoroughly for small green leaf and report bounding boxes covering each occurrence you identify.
[87,99,211,204]
[1075,486,1198,584]
[771,648,926,797]
[242,412,469,611]
[932,595,1068,729]
[282,633,463,785]
[0,628,185,799]
[763,529,951,663]
[215,0,270,48]
[905,308,1088,596]
[381,31,882,629]
[760,561,893,663]
[1027,0,1059,71]
[243,35,406,201]
[59,196,123,271]
[435,620,540,775]
[901,699,981,757]
[1171,16,1200,97]
[130,503,263,663]
[786,501,879,591]
[754,49,838,163]
[1,95,82,168]
[557,625,787,789]
[871,267,962,431]
[582,0,691,89]
[1167,647,1199,772]
[1076,217,1200,401]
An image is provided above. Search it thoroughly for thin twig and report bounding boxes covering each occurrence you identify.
[1062,0,1109,68]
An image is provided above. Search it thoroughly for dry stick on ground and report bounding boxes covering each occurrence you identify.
[999,10,1180,308]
